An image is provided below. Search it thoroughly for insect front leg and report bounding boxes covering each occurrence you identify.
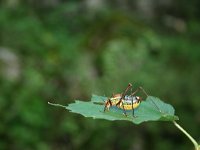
[104,99,112,112]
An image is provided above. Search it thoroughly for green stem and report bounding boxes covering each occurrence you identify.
[173,121,199,150]
[48,102,66,108]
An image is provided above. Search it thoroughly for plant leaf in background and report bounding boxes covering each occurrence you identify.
[48,95,179,124]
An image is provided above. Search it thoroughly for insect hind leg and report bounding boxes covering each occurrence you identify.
[121,102,127,116]
[136,86,162,113]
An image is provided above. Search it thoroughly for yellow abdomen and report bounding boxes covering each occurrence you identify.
[119,101,141,110]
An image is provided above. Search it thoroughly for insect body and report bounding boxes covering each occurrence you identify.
[104,94,141,111]
[104,83,145,117]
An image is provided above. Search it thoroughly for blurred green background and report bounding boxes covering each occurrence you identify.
[0,0,200,150]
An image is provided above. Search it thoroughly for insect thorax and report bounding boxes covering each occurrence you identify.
[110,96,121,105]
[123,95,140,104]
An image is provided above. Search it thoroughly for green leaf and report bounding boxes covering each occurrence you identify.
[91,94,107,103]
[49,95,179,124]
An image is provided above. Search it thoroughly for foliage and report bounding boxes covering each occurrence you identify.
[63,95,178,124]
[50,95,200,150]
